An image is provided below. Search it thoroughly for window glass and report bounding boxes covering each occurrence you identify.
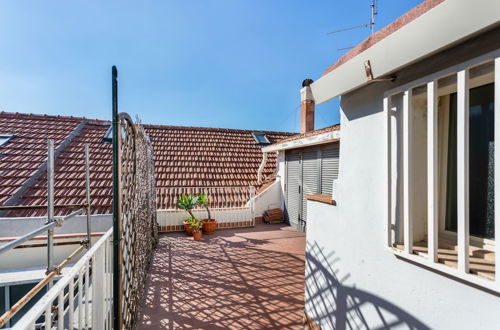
[0,286,4,329]
[446,83,495,239]
[0,135,13,147]
[9,283,47,326]
[252,133,270,144]
[102,126,112,143]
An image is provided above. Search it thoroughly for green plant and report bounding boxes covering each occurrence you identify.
[190,218,203,233]
[184,216,196,224]
[197,193,212,220]
[175,193,199,218]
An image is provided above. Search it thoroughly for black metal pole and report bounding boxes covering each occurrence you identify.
[111,65,121,330]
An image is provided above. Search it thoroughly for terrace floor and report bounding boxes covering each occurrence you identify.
[138,223,306,329]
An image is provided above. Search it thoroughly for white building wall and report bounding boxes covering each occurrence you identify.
[253,179,283,216]
[157,208,253,229]
[305,82,500,330]
[277,151,286,210]
[0,214,112,238]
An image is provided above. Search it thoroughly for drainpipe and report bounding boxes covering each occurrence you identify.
[257,152,268,185]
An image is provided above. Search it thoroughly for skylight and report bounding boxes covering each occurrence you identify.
[0,134,14,147]
[102,126,112,143]
[252,132,270,144]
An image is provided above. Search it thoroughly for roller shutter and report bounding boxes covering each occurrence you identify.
[285,142,339,232]
[320,144,340,195]
[285,151,301,229]
[301,149,320,231]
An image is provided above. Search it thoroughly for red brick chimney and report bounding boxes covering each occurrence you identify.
[300,79,315,133]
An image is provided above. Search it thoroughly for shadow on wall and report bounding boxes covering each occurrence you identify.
[305,241,430,330]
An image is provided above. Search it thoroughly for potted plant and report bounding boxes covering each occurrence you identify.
[191,218,203,241]
[198,193,217,234]
[183,216,196,235]
[175,194,199,235]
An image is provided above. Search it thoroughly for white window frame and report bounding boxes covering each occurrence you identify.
[251,132,271,144]
[0,134,14,147]
[384,49,500,293]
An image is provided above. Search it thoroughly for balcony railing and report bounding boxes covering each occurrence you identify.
[13,228,114,329]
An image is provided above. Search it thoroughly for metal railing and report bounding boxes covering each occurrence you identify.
[156,186,257,229]
[0,141,94,328]
[14,228,114,329]
[157,186,256,210]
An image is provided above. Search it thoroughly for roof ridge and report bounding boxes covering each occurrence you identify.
[1,111,294,134]
[0,111,107,123]
[144,123,295,135]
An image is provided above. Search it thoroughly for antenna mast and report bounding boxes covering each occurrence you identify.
[370,0,378,34]
[327,0,378,36]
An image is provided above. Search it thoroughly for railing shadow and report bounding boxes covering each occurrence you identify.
[305,241,431,330]
[138,227,306,329]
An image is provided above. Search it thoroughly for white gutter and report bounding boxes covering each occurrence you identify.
[311,0,500,104]
[257,152,268,184]
[261,130,340,153]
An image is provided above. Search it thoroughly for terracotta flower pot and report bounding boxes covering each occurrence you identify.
[184,222,193,235]
[193,231,202,241]
[202,219,217,234]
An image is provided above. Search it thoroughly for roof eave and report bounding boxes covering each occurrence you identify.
[262,130,340,153]
[311,0,500,104]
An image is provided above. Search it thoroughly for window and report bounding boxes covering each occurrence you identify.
[385,53,500,292]
[101,126,112,143]
[252,132,270,144]
[445,84,495,239]
[0,282,47,328]
[0,134,14,147]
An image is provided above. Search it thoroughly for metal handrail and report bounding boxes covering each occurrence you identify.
[157,185,256,210]
[0,245,86,328]
[0,221,56,256]
[0,209,86,256]
[13,228,113,329]
[0,204,84,211]
[0,140,94,328]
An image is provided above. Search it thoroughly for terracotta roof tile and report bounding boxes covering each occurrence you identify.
[1,112,294,216]
[0,112,82,205]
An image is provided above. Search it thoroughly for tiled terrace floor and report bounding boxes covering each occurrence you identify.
[138,223,306,329]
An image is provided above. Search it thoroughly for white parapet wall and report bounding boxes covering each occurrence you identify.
[157,180,284,231]
[0,214,112,238]
[157,207,254,231]
[251,180,283,218]
[0,214,113,272]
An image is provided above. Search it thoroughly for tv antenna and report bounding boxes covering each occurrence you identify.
[327,0,378,37]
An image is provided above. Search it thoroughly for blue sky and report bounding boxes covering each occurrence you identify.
[0,1,423,132]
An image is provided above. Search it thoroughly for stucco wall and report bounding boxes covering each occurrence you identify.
[0,214,112,238]
[304,78,500,329]
[252,179,283,217]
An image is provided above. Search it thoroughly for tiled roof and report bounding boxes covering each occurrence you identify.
[322,0,445,76]
[0,112,82,205]
[0,112,293,217]
[15,121,113,216]
[146,124,290,187]
[271,124,340,146]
